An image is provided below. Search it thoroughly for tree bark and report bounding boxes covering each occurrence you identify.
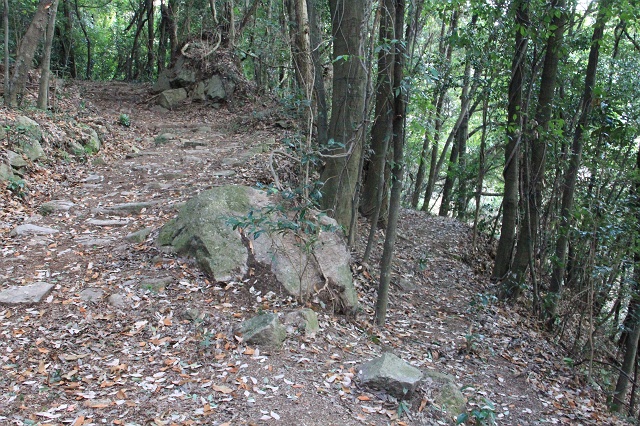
[74,0,92,79]
[146,0,154,77]
[492,0,529,281]
[360,0,396,221]
[306,0,328,146]
[6,0,53,107]
[3,0,9,97]
[376,0,405,326]
[319,0,368,233]
[546,0,610,326]
[501,0,566,300]
[611,146,640,413]
[37,0,59,110]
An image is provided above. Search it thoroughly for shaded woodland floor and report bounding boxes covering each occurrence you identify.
[0,81,628,425]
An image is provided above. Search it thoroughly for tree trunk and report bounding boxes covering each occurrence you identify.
[360,0,396,221]
[319,0,368,233]
[74,0,92,79]
[6,0,53,107]
[375,0,405,326]
[306,0,328,146]
[492,0,529,281]
[146,0,154,77]
[546,0,610,326]
[37,0,59,110]
[611,146,640,413]
[61,0,76,78]
[3,0,9,97]
[439,127,460,217]
[501,0,566,300]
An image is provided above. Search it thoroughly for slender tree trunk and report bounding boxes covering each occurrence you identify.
[74,0,92,79]
[376,0,405,326]
[146,0,154,77]
[360,0,396,221]
[62,0,76,78]
[37,0,59,110]
[439,127,460,217]
[319,0,368,233]
[611,147,640,413]
[546,0,610,326]
[307,0,328,146]
[3,0,9,97]
[492,0,529,280]
[501,0,566,299]
[6,0,53,106]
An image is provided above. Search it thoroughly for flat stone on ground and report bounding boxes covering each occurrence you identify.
[86,219,130,226]
[358,353,424,399]
[10,224,59,236]
[80,288,104,302]
[0,282,54,305]
[126,227,152,243]
[40,200,75,214]
[211,170,236,177]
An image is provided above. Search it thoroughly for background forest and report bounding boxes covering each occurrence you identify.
[3,0,640,420]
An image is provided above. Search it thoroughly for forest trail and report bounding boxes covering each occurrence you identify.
[0,82,623,425]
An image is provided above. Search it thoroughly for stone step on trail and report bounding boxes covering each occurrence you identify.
[0,282,54,305]
[10,224,59,237]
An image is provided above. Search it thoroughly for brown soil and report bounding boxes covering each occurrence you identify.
[0,81,627,425]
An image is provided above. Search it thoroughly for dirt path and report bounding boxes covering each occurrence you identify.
[0,82,622,425]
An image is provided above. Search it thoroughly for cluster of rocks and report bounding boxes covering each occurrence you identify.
[1,115,102,183]
[151,54,235,110]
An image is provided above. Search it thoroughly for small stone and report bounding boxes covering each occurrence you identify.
[10,224,59,236]
[107,293,126,307]
[7,150,27,168]
[236,313,286,348]
[358,353,424,399]
[183,140,207,148]
[284,308,320,337]
[182,308,203,322]
[139,277,172,293]
[86,219,130,227]
[126,227,152,243]
[40,200,75,215]
[83,174,103,183]
[211,170,236,177]
[0,282,54,305]
[80,288,104,303]
[100,201,156,215]
[155,133,177,145]
[77,237,113,247]
[158,88,188,110]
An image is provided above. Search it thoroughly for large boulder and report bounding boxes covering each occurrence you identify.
[15,116,42,141]
[158,185,358,312]
[78,124,101,153]
[158,186,269,282]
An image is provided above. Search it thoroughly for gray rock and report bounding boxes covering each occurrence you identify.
[78,124,101,153]
[139,277,172,293]
[394,277,419,292]
[422,371,466,417]
[126,227,152,243]
[7,150,27,168]
[150,105,169,114]
[183,140,207,148]
[158,88,187,110]
[182,308,204,322]
[40,200,75,215]
[15,116,42,140]
[236,313,286,348]
[77,236,113,246]
[211,170,236,177]
[284,308,319,337]
[10,224,59,236]
[83,174,103,183]
[152,70,173,93]
[86,219,130,227]
[0,282,54,305]
[80,287,104,303]
[204,75,227,101]
[99,202,155,215]
[358,353,424,399]
[155,133,177,145]
[68,140,85,156]
[158,186,269,282]
[174,65,196,86]
[19,138,45,161]
[0,162,13,181]
[107,293,126,308]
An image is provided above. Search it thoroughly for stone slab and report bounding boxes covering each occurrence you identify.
[10,224,59,236]
[0,282,54,305]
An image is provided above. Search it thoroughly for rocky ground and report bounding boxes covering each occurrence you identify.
[0,81,629,425]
